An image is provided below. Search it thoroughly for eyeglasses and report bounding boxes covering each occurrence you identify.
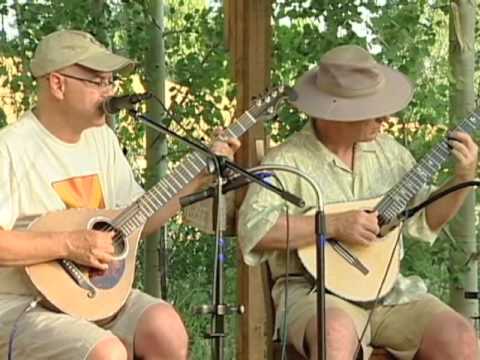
[57,72,119,90]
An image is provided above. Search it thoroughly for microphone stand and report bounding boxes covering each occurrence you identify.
[316,210,327,360]
[198,171,238,360]
[129,109,304,360]
[239,164,327,360]
[185,164,327,360]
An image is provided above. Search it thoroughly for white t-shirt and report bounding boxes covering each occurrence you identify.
[0,111,144,295]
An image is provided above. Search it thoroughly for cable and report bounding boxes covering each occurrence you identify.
[236,168,291,359]
[399,180,480,221]
[281,202,290,360]
[7,297,41,360]
[264,173,290,360]
[246,165,324,360]
[208,151,225,360]
[352,229,402,359]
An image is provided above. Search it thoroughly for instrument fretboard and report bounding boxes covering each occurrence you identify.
[375,110,480,225]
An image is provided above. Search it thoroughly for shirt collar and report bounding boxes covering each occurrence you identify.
[298,121,336,163]
[298,120,379,169]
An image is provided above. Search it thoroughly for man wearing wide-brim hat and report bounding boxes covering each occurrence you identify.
[0,29,240,359]
[238,45,478,359]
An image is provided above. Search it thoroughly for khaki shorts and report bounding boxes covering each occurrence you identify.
[0,289,165,360]
[272,278,451,360]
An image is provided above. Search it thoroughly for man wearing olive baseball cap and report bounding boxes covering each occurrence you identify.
[28,29,137,132]
[238,45,478,359]
[0,29,240,360]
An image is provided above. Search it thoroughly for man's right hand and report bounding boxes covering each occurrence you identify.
[328,210,380,246]
[63,230,115,270]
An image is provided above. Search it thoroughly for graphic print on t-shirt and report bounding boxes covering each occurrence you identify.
[52,174,105,209]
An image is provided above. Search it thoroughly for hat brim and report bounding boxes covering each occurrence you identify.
[77,50,136,76]
[290,64,414,121]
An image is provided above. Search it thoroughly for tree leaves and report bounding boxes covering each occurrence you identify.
[1,0,477,353]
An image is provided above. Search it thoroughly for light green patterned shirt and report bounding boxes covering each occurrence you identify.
[238,121,440,306]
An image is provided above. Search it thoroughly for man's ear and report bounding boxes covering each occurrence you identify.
[47,73,66,100]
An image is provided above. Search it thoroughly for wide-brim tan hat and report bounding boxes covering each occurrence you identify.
[30,30,135,78]
[290,45,414,121]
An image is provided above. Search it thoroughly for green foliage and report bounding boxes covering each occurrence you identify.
[0,107,6,127]
[1,0,478,355]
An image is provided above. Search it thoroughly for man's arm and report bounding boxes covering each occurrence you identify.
[425,131,478,232]
[0,230,66,266]
[254,210,380,251]
[0,229,115,269]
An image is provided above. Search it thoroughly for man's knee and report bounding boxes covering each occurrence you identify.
[88,336,128,360]
[305,308,358,357]
[438,313,477,356]
[420,311,478,359]
[325,308,357,336]
[135,303,188,359]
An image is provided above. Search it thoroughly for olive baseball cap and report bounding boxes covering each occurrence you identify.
[30,30,135,78]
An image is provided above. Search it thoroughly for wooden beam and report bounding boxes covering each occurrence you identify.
[226,1,273,359]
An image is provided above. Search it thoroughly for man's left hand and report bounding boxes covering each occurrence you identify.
[210,128,241,161]
[448,131,478,181]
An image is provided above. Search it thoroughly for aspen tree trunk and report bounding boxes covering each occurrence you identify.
[144,0,168,298]
[448,0,478,323]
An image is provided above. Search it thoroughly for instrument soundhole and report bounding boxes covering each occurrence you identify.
[89,259,126,289]
[88,219,127,290]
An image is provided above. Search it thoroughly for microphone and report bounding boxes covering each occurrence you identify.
[102,92,153,115]
[180,172,273,208]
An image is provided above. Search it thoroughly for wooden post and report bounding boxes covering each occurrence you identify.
[225,1,273,359]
